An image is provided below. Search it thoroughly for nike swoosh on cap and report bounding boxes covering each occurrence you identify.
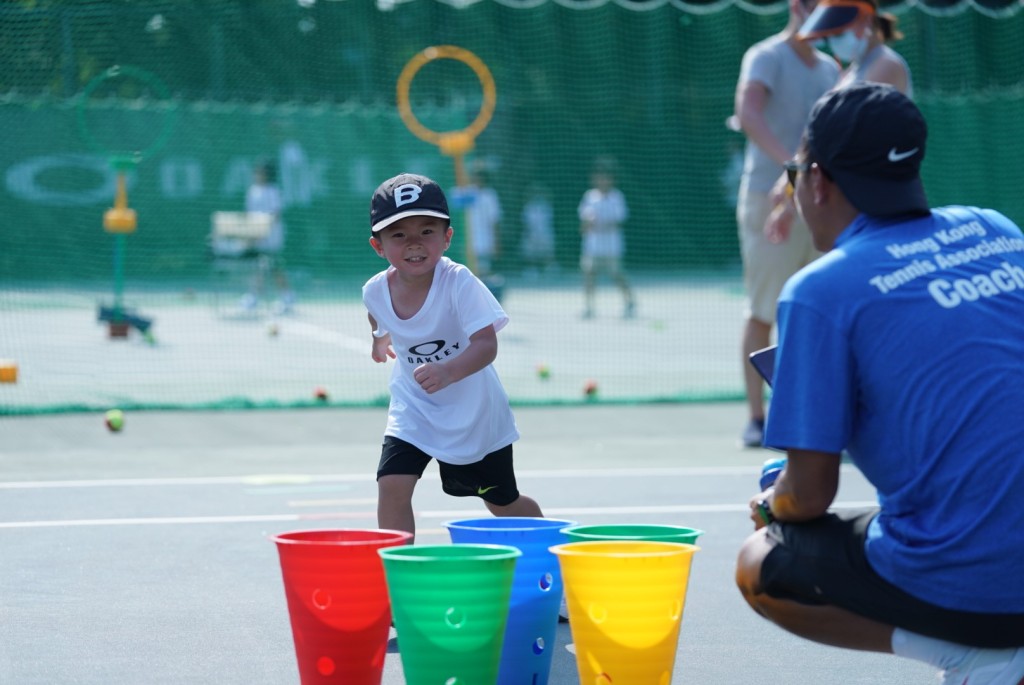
[888,147,919,162]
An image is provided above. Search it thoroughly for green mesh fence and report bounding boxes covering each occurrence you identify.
[1,0,1022,414]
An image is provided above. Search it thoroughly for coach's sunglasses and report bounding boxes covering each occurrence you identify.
[784,159,832,190]
[784,160,810,189]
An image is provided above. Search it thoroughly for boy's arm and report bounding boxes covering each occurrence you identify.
[412,324,497,395]
[368,313,395,363]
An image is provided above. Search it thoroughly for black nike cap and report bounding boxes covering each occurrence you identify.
[807,83,929,217]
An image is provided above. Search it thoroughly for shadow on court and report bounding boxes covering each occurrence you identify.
[0,404,934,684]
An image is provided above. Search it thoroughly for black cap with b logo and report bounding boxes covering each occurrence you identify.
[370,173,450,234]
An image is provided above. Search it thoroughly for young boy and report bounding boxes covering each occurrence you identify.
[578,160,636,320]
[363,172,544,541]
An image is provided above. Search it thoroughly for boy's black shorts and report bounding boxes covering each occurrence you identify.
[376,436,521,507]
[761,508,1024,648]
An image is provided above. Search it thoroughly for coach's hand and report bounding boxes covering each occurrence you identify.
[749,488,774,531]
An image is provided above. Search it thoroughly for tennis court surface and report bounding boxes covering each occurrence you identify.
[0,403,934,684]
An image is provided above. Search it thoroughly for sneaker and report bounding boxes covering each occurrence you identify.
[623,302,636,319]
[273,294,295,316]
[558,596,570,624]
[581,308,594,320]
[740,418,765,448]
[940,646,1024,685]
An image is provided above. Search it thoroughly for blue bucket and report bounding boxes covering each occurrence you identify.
[444,517,576,685]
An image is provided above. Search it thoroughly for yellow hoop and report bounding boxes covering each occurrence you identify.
[396,46,496,157]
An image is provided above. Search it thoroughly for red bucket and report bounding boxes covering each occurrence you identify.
[271,529,412,685]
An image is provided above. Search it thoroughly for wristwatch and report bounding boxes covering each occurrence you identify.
[755,498,775,525]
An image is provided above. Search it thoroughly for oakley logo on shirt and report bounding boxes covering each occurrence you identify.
[407,339,460,364]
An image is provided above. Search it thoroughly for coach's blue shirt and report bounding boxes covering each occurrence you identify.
[765,206,1024,613]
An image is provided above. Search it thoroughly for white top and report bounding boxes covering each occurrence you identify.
[245,183,284,253]
[738,35,840,193]
[521,197,555,255]
[362,257,519,464]
[466,187,502,257]
[836,43,914,99]
[578,187,628,258]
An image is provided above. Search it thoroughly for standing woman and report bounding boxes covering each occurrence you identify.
[798,0,913,96]
[765,0,914,250]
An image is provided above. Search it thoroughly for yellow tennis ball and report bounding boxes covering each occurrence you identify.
[105,409,124,432]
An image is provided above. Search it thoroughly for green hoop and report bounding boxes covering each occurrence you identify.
[76,65,178,167]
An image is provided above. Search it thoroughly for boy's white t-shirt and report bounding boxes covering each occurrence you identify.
[245,183,284,253]
[578,188,628,258]
[362,257,519,465]
[467,187,502,257]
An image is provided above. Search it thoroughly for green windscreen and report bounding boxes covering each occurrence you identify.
[1,0,1021,414]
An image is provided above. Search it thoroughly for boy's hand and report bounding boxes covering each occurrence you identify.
[371,334,395,363]
[413,363,454,394]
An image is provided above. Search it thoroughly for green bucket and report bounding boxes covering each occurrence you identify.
[378,544,520,685]
[561,524,704,545]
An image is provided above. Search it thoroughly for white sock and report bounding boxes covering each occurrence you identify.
[891,628,973,671]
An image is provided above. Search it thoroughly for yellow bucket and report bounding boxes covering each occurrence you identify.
[549,540,699,685]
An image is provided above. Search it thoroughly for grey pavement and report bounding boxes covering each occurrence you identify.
[0,404,935,684]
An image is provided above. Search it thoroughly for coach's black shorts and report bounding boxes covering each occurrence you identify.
[376,436,521,506]
[761,508,1024,648]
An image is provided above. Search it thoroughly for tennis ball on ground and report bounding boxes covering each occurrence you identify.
[105,409,124,432]
[583,380,598,397]
[314,387,329,402]
[536,364,550,380]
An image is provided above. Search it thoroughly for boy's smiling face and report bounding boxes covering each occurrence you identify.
[370,215,452,278]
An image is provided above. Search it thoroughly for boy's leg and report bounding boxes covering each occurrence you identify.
[438,444,542,518]
[377,474,418,539]
[581,255,596,317]
[484,494,543,518]
[609,260,635,315]
[376,436,433,542]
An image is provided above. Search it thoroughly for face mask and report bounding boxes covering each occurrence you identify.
[827,29,869,64]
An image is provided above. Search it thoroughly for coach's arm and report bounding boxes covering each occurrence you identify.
[757,449,841,525]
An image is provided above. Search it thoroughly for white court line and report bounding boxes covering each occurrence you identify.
[0,501,880,530]
[0,465,862,490]
[284,320,368,352]
[287,497,378,507]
